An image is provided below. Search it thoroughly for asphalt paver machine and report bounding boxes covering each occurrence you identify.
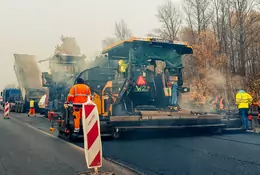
[56,37,225,140]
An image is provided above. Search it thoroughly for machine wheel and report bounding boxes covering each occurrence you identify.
[58,130,73,142]
[58,130,63,138]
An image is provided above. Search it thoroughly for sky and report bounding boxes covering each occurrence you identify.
[0,0,182,90]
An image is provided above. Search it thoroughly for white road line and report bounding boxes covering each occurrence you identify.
[8,115,139,175]
[10,116,84,152]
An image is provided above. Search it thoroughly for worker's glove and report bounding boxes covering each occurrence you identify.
[64,101,69,108]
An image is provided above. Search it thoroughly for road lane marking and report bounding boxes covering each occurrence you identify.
[9,115,140,175]
[10,116,85,152]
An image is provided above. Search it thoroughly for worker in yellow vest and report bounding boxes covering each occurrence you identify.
[236,89,253,130]
[28,99,36,117]
[118,60,128,73]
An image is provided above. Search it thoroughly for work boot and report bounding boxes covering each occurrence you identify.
[74,128,80,133]
[72,132,79,140]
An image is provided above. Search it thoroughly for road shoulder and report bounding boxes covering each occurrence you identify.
[7,112,139,175]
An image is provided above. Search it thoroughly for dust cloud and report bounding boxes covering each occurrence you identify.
[179,68,228,112]
[1,0,177,90]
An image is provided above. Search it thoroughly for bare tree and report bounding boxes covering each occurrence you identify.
[183,0,212,39]
[231,0,260,76]
[153,0,182,40]
[55,35,81,55]
[115,19,132,40]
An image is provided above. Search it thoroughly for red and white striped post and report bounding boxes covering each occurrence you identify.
[82,96,102,172]
[4,102,10,119]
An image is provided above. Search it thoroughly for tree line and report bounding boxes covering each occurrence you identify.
[104,0,260,104]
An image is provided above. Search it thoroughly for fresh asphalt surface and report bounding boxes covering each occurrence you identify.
[3,112,260,175]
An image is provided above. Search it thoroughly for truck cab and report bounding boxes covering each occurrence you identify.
[1,88,22,111]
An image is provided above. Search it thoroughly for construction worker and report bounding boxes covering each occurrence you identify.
[252,98,260,130]
[235,89,253,130]
[169,82,178,108]
[218,96,226,113]
[28,98,36,117]
[209,93,221,112]
[67,78,91,134]
[118,60,128,73]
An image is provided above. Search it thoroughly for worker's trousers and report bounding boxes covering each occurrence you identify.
[169,85,178,106]
[73,107,82,133]
[239,108,249,129]
[28,107,36,116]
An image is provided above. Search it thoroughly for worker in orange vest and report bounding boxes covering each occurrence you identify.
[67,78,92,134]
[210,94,220,111]
[218,96,226,113]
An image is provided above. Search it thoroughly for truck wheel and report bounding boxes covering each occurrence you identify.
[20,105,24,113]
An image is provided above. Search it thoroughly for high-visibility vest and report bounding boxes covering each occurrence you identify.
[67,84,91,104]
[30,100,34,108]
[164,87,172,96]
[118,60,128,73]
[236,92,253,109]
[219,98,224,109]
[119,63,128,73]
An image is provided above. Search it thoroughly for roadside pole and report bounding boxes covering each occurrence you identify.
[4,102,10,119]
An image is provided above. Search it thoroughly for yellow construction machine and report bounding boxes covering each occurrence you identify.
[55,37,225,140]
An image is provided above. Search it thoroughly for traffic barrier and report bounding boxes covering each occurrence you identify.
[82,96,102,173]
[4,102,10,119]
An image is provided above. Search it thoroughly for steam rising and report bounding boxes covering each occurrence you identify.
[179,68,228,112]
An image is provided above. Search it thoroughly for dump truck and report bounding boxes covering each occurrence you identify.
[13,54,47,113]
[53,37,226,140]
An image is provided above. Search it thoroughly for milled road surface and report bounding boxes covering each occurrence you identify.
[0,112,134,175]
[8,112,260,175]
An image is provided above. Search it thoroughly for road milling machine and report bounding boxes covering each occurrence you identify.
[55,37,225,140]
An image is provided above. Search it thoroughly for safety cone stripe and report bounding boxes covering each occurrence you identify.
[84,105,98,135]
[87,121,99,149]
[84,105,95,119]
[4,102,10,117]
[87,134,102,166]
[89,151,101,167]
[83,102,102,168]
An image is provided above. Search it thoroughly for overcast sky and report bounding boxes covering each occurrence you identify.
[0,0,182,89]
